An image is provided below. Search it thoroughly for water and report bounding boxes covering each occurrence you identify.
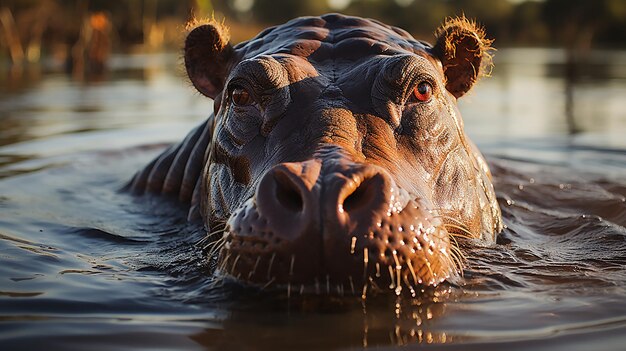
[1,49,625,350]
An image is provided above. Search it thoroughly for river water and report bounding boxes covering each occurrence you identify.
[1,49,625,350]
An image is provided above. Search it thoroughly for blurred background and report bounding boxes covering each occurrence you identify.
[2,0,626,58]
[2,0,626,67]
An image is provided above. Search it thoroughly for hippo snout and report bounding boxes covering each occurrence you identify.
[256,160,391,243]
[220,154,456,295]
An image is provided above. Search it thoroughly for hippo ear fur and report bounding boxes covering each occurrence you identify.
[184,19,234,99]
[433,16,494,99]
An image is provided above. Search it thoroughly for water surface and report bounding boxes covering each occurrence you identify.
[1,50,625,350]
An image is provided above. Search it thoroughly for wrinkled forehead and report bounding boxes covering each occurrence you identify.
[233,14,433,64]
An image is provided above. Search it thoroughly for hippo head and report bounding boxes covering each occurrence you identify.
[184,14,502,295]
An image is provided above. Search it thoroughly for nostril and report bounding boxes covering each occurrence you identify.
[274,171,304,212]
[343,175,379,213]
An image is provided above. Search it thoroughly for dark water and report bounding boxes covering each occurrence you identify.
[1,50,625,350]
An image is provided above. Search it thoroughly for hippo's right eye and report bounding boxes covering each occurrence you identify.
[231,87,252,106]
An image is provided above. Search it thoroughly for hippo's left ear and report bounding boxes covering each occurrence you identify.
[433,17,494,98]
[184,19,234,99]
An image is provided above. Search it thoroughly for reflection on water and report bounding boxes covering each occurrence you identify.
[0,49,625,350]
[459,48,626,149]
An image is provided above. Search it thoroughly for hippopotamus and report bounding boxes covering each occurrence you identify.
[128,13,502,296]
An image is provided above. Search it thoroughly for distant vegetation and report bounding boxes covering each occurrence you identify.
[226,0,626,49]
[1,0,625,66]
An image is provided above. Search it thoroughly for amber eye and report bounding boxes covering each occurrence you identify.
[413,82,433,102]
[231,87,252,106]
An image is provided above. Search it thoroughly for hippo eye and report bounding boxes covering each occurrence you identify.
[231,87,252,106]
[412,82,433,102]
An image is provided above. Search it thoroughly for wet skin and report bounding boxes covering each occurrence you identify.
[129,14,502,295]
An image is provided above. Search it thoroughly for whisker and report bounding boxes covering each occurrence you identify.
[387,264,395,290]
[231,254,241,272]
[432,213,476,236]
[444,224,475,239]
[450,242,466,261]
[449,246,466,275]
[349,276,355,295]
[217,252,231,273]
[361,280,368,300]
[369,276,381,292]
[206,276,224,290]
[205,234,226,249]
[326,274,330,295]
[445,227,467,273]
[403,274,416,297]
[198,220,228,250]
[248,256,261,279]
[406,258,419,286]
[266,252,276,280]
[207,221,227,233]
[363,247,369,282]
[206,239,226,259]
[261,276,276,290]
[289,254,295,277]
[202,235,224,250]
[202,223,227,240]
[197,232,220,248]
[425,260,434,285]
[392,251,402,295]
[207,225,226,235]
[430,212,469,225]
[446,232,463,260]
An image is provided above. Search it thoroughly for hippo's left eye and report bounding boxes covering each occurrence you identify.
[231,87,253,106]
[412,82,433,102]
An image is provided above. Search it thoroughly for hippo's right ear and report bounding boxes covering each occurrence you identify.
[184,19,234,99]
[432,17,494,98]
